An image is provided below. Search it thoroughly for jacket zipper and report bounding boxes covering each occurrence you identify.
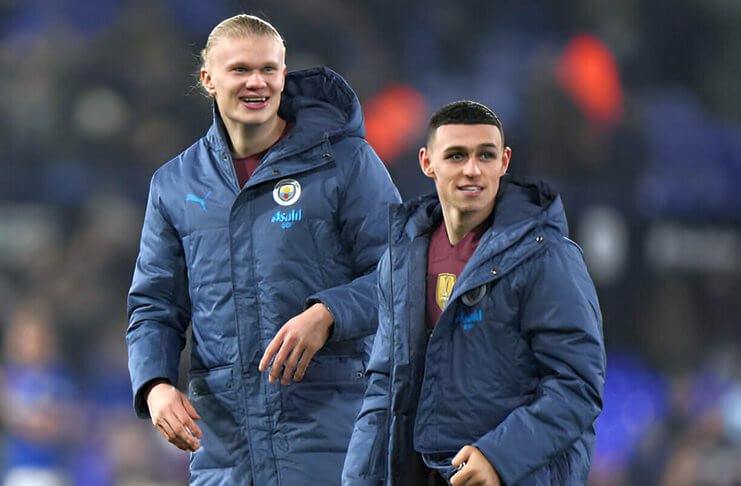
[385,204,395,479]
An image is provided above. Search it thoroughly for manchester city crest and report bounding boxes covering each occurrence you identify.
[273,179,301,206]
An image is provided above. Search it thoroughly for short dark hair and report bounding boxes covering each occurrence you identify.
[426,100,505,146]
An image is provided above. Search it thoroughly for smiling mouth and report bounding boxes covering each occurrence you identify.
[240,97,268,104]
[459,185,483,192]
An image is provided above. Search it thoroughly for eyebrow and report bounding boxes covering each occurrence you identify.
[442,143,499,152]
[225,60,282,68]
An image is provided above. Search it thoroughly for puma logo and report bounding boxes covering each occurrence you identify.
[186,191,211,211]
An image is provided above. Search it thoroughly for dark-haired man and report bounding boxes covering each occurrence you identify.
[343,101,605,485]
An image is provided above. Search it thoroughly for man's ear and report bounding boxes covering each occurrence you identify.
[200,68,216,97]
[501,146,512,175]
[419,147,435,179]
[279,65,287,92]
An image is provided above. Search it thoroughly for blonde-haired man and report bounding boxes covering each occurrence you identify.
[127,14,400,485]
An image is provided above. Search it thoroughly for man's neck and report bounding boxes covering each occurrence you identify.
[224,116,287,159]
[441,203,494,245]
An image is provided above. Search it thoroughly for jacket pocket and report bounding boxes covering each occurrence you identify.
[278,354,367,454]
[301,353,367,384]
[188,365,243,470]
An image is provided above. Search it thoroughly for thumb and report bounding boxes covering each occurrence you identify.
[452,445,473,467]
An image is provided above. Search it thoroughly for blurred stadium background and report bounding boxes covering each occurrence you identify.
[1,1,740,485]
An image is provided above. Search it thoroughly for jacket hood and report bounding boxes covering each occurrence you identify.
[390,175,567,243]
[205,66,365,153]
[279,66,365,141]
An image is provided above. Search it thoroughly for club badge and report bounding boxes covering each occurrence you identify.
[436,273,456,311]
[461,284,487,306]
[273,179,301,206]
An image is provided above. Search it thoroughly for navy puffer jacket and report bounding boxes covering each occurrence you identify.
[343,177,605,485]
[127,67,400,485]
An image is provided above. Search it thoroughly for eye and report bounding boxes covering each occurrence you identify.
[479,151,496,161]
[233,67,248,73]
[446,152,465,161]
[263,66,277,73]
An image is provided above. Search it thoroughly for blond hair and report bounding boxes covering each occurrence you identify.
[200,14,285,68]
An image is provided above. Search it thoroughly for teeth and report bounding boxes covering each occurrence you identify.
[242,97,267,103]
[461,186,481,192]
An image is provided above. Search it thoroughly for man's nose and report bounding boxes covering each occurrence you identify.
[244,72,267,88]
[462,157,481,177]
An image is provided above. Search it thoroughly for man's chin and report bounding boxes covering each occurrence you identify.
[237,114,275,127]
[457,203,493,218]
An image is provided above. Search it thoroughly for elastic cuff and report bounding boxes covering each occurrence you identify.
[306,299,335,340]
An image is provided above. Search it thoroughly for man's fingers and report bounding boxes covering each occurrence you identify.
[450,469,473,486]
[184,419,203,440]
[172,433,198,452]
[293,347,316,382]
[452,445,472,467]
[269,333,297,384]
[152,400,201,451]
[149,389,202,451]
[449,459,467,486]
[154,417,190,451]
[259,329,285,372]
[181,397,203,438]
[182,394,200,419]
[153,417,174,440]
[177,413,203,441]
[269,345,288,383]
[281,346,304,385]
[167,415,201,451]
[450,446,473,485]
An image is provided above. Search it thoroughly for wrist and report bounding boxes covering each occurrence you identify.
[313,302,335,338]
[144,378,171,400]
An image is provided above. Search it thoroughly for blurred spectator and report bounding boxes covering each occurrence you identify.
[72,323,188,486]
[0,301,79,486]
[628,354,741,486]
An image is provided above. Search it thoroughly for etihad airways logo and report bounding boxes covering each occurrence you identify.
[271,209,303,229]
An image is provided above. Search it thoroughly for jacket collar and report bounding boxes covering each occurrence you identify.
[389,175,568,298]
[390,175,564,242]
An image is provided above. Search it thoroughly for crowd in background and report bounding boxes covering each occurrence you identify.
[1,1,741,484]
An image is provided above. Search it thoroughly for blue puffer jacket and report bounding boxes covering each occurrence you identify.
[127,67,400,485]
[343,177,605,486]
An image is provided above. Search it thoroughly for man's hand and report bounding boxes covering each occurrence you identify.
[147,382,202,452]
[258,303,334,385]
[450,445,501,486]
